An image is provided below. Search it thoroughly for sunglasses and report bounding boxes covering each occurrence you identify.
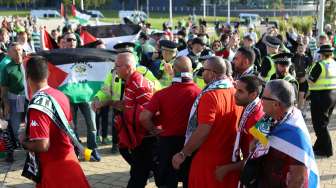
[66,38,77,42]
[261,96,278,102]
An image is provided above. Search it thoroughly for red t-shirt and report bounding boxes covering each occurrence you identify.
[28,87,89,188]
[145,82,201,136]
[240,101,264,158]
[189,88,243,188]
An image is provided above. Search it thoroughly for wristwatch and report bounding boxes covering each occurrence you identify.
[179,151,186,158]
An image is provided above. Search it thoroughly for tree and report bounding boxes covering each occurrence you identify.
[325,0,336,25]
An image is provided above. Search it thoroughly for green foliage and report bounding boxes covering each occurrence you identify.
[325,0,336,25]
[62,0,112,9]
[277,16,314,35]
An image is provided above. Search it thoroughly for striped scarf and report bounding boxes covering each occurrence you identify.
[232,97,260,162]
[185,79,233,143]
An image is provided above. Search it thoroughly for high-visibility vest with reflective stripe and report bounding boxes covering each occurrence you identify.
[96,66,161,102]
[158,60,173,88]
[264,55,276,81]
[283,74,298,84]
[309,59,336,90]
[283,74,299,91]
[193,63,206,89]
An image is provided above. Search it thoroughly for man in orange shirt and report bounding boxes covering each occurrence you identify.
[172,56,243,188]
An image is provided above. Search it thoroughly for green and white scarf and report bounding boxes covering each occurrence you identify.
[185,79,233,143]
[28,91,92,161]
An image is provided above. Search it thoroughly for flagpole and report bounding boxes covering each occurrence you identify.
[80,0,84,10]
[203,0,206,18]
[317,0,325,34]
[228,0,230,24]
[169,0,172,25]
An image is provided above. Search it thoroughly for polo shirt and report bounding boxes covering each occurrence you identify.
[1,61,24,94]
[0,55,11,83]
[145,82,201,136]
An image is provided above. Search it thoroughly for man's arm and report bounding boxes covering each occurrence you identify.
[22,139,49,153]
[172,124,212,169]
[140,109,161,135]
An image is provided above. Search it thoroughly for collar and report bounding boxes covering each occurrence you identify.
[125,71,140,86]
[32,85,50,98]
[273,106,294,126]
[237,66,254,79]
[172,72,193,83]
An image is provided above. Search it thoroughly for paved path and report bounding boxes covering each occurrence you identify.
[1,109,336,188]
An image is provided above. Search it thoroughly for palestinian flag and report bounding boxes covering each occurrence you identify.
[40,29,59,50]
[71,4,91,24]
[81,24,141,50]
[80,28,97,45]
[23,48,116,103]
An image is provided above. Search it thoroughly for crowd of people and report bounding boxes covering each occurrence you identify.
[0,14,334,188]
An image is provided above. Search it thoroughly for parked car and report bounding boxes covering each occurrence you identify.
[30,10,60,18]
[87,10,104,18]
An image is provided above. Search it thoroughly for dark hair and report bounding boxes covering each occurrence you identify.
[237,47,255,65]
[238,75,264,95]
[26,56,49,82]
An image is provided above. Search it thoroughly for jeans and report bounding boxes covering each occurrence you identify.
[8,99,23,144]
[95,106,109,138]
[71,102,97,150]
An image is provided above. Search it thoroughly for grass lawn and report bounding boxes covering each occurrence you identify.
[0,9,313,32]
[0,10,30,17]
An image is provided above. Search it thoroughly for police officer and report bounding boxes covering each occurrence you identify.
[114,42,140,64]
[151,40,177,88]
[308,44,336,157]
[270,52,299,100]
[260,36,282,81]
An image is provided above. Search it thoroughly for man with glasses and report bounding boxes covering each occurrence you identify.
[172,56,243,188]
[244,80,318,188]
[140,56,201,187]
[63,33,78,49]
[59,32,101,161]
[113,52,155,187]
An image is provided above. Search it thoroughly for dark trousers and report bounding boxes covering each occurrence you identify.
[156,136,185,188]
[95,106,109,138]
[127,137,158,188]
[311,90,336,155]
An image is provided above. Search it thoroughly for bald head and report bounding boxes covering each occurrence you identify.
[173,56,193,74]
[115,52,137,80]
[116,52,136,69]
[206,56,226,76]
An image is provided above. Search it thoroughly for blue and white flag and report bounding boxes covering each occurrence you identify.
[269,107,319,188]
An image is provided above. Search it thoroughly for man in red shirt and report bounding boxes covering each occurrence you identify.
[20,56,89,188]
[215,75,264,181]
[140,56,201,187]
[172,56,243,188]
[114,52,155,188]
